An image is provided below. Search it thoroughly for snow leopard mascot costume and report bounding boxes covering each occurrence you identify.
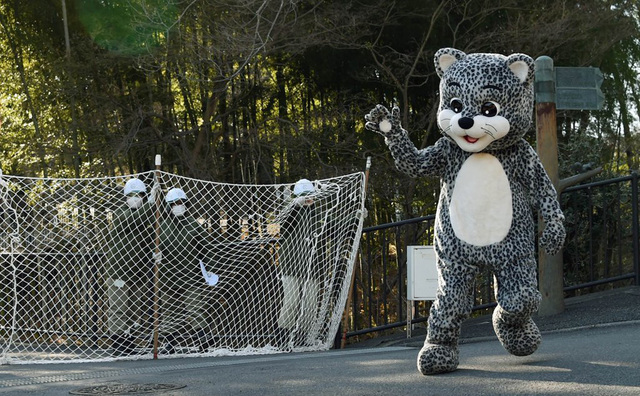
[365,48,566,375]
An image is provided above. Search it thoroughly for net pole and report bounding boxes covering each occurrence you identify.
[152,155,162,359]
[3,171,20,358]
[340,157,371,348]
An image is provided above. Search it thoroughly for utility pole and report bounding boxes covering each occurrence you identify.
[535,56,565,316]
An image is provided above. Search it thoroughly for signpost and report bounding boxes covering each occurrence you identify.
[535,56,564,316]
[555,67,604,110]
[534,58,605,316]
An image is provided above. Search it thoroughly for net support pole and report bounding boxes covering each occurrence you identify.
[340,157,371,348]
[152,155,162,359]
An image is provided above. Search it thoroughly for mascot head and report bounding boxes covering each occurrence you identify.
[434,48,535,152]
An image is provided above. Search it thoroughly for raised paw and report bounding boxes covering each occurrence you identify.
[492,309,541,356]
[416,343,459,375]
[364,104,402,136]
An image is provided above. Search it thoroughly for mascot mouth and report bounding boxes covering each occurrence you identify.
[464,136,479,144]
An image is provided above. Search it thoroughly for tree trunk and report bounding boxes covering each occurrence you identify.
[0,5,48,176]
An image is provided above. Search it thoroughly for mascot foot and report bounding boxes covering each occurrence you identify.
[492,309,541,356]
[417,343,459,375]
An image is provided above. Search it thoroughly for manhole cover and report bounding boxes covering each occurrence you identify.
[69,383,186,395]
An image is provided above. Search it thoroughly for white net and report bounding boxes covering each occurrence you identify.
[0,170,365,363]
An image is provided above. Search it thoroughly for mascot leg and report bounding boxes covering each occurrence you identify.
[492,256,542,356]
[418,262,477,375]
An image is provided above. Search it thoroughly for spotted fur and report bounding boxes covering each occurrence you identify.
[365,48,566,375]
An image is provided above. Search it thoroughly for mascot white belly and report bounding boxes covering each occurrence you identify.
[449,153,513,246]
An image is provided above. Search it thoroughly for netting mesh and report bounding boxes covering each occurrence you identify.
[0,170,365,363]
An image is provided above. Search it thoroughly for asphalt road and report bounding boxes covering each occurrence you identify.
[1,321,639,395]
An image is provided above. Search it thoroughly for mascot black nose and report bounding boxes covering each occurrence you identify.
[458,117,474,129]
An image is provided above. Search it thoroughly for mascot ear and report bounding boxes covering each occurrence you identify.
[434,48,466,77]
[506,54,535,84]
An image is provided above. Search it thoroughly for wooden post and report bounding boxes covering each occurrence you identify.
[535,56,565,316]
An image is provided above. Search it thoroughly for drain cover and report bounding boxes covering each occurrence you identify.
[69,383,186,395]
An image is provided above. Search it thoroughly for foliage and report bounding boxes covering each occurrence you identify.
[1,0,639,333]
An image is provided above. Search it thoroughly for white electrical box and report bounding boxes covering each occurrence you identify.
[406,245,438,300]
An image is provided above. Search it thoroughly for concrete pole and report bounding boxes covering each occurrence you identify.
[534,56,565,316]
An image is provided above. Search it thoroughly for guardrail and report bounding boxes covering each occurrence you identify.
[345,173,640,339]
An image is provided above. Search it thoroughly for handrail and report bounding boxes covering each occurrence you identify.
[347,174,640,340]
[362,214,436,233]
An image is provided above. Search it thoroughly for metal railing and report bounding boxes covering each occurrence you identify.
[346,173,640,339]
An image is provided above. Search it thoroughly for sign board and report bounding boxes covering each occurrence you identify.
[554,67,604,110]
[406,245,438,300]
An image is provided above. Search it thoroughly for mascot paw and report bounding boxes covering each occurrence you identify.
[540,219,566,256]
[416,343,459,375]
[492,309,541,356]
[364,104,403,136]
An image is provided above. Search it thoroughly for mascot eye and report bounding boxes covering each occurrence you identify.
[481,101,500,117]
[450,99,463,113]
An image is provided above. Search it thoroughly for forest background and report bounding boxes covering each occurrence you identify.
[0,0,639,229]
